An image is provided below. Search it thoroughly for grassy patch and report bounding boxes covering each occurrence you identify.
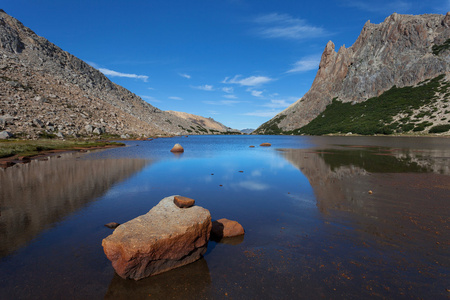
[293,74,445,135]
[0,140,124,158]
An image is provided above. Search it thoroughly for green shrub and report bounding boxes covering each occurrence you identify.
[294,74,445,135]
[428,124,450,133]
[432,38,450,56]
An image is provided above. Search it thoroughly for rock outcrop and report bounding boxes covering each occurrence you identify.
[256,12,450,134]
[102,196,212,280]
[0,10,236,138]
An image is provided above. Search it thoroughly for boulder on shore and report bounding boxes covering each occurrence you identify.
[211,218,245,239]
[102,195,211,280]
[0,131,13,139]
[170,143,184,152]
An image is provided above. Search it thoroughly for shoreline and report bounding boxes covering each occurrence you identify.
[0,142,125,169]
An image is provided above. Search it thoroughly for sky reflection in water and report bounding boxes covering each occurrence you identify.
[0,135,448,299]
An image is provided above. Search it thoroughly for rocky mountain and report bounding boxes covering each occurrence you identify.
[0,9,235,139]
[255,12,450,135]
[166,111,241,134]
[240,128,255,134]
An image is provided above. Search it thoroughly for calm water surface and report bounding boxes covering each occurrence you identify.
[0,135,449,299]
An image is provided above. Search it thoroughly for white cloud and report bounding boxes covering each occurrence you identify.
[223,94,238,99]
[250,90,264,97]
[243,110,279,117]
[343,0,412,13]
[287,54,321,73]
[140,95,161,103]
[179,73,191,79]
[262,99,291,109]
[252,13,326,40]
[203,100,240,105]
[192,84,214,91]
[222,75,273,86]
[222,87,234,93]
[169,96,183,100]
[98,68,149,82]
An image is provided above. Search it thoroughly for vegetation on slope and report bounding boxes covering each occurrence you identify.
[288,74,449,135]
[254,114,286,135]
[432,38,450,56]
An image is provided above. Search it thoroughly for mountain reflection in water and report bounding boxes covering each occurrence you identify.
[280,146,449,279]
[0,153,149,257]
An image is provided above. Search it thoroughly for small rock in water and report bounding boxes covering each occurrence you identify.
[211,218,245,239]
[249,145,255,148]
[170,143,184,153]
[174,195,195,208]
[260,143,271,147]
[105,222,120,229]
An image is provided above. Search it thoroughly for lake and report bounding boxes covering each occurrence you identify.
[0,135,449,299]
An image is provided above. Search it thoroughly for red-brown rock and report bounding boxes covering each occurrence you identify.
[170,143,184,152]
[174,195,195,208]
[102,196,211,280]
[260,143,271,147]
[211,218,244,239]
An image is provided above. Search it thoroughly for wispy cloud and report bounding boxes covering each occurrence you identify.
[222,87,234,93]
[243,110,279,117]
[342,0,413,13]
[262,99,291,109]
[192,84,214,91]
[252,13,326,40]
[287,54,321,73]
[203,100,241,105]
[250,90,264,97]
[169,96,183,100]
[223,94,238,99]
[98,68,149,82]
[179,73,191,79]
[223,75,273,86]
[140,95,161,103]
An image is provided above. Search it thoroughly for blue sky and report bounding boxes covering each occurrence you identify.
[3,1,448,130]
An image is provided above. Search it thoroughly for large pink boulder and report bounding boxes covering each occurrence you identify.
[102,196,211,280]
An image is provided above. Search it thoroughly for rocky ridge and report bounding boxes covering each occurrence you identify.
[0,10,235,139]
[256,12,450,135]
[166,110,241,134]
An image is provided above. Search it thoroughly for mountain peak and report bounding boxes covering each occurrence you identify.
[255,12,450,135]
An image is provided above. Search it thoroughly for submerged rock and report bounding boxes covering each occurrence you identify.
[170,143,184,152]
[102,195,211,280]
[211,218,244,239]
[104,222,120,229]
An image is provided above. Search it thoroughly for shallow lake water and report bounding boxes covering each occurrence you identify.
[0,135,449,299]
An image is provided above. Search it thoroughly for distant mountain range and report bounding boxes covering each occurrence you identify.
[0,9,238,139]
[240,128,255,134]
[255,12,450,135]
